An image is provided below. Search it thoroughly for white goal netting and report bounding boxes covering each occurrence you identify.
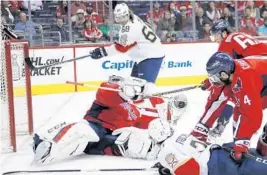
[1,40,33,153]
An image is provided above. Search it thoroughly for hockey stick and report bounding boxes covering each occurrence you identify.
[67,80,200,97]
[148,85,201,98]
[24,54,91,71]
[2,168,157,175]
[66,81,121,92]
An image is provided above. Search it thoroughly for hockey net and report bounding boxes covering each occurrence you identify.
[1,40,33,153]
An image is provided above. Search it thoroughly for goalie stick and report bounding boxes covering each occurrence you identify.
[2,168,157,175]
[66,80,200,98]
[66,81,121,92]
[24,54,91,71]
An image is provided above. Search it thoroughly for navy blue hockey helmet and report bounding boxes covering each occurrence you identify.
[210,19,231,35]
[206,52,235,85]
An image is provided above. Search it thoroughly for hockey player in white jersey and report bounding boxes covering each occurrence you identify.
[89,3,165,94]
[156,123,267,175]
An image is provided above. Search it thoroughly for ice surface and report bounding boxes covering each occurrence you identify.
[1,86,266,175]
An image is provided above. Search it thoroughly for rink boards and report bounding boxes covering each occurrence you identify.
[12,41,264,96]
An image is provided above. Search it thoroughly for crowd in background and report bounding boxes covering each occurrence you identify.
[1,0,267,46]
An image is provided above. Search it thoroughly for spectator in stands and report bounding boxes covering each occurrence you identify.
[195,7,210,32]
[82,19,102,43]
[99,16,120,41]
[241,6,256,28]
[246,0,260,20]
[1,1,14,24]
[71,1,86,16]
[198,21,212,40]
[258,17,267,36]
[56,0,68,17]
[175,6,192,31]
[169,2,180,18]
[239,18,257,36]
[257,9,267,27]
[165,31,177,43]
[157,10,175,41]
[260,0,267,18]
[220,7,235,27]
[85,2,103,24]
[9,0,22,16]
[14,12,37,35]
[22,0,42,11]
[71,9,86,27]
[146,2,164,28]
[51,17,68,42]
[205,1,221,24]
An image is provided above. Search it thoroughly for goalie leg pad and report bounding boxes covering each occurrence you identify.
[34,120,100,164]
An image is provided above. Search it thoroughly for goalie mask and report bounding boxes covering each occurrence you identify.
[168,94,188,124]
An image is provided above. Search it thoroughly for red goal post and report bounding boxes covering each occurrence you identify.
[1,40,33,153]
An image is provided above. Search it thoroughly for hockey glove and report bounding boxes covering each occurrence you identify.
[152,162,171,175]
[230,140,249,163]
[191,122,210,143]
[90,47,107,59]
[200,78,212,91]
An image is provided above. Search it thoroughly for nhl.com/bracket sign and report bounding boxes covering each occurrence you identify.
[101,60,193,71]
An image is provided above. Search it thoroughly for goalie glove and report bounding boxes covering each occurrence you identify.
[168,94,188,125]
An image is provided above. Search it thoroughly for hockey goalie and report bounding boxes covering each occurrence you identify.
[32,76,188,164]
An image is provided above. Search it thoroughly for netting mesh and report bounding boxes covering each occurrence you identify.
[1,41,30,153]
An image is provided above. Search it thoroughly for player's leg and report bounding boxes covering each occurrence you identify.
[33,120,100,164]
[83,122,120,156]
[209,102,233,138]
[130,57,164,83]
[130,57,164,96]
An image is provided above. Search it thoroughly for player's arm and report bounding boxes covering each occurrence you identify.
[191,87,230,142]
[233,74,262,142]
[89,24,138,59]
[231,70,263,162]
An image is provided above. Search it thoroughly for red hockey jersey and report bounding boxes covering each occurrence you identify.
[218,32,267,59]
[84,82,169,130]
[202,57,267,140]
[200,32,267,130]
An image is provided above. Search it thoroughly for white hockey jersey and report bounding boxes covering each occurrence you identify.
[106,14,165,63]
[158,132,209,175]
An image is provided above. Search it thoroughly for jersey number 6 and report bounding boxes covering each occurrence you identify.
[233,34,259,49]
[142,26,157,43]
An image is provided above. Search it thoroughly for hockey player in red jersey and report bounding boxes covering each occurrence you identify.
[32,76,188,164]
[156,53,267,175]
[201,19,267,139]
[193,52,267,162]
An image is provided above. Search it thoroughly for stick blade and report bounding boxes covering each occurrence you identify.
[24,57,35,70]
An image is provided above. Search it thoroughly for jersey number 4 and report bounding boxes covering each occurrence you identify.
[233,34,259,49]
[142,26,157,43]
